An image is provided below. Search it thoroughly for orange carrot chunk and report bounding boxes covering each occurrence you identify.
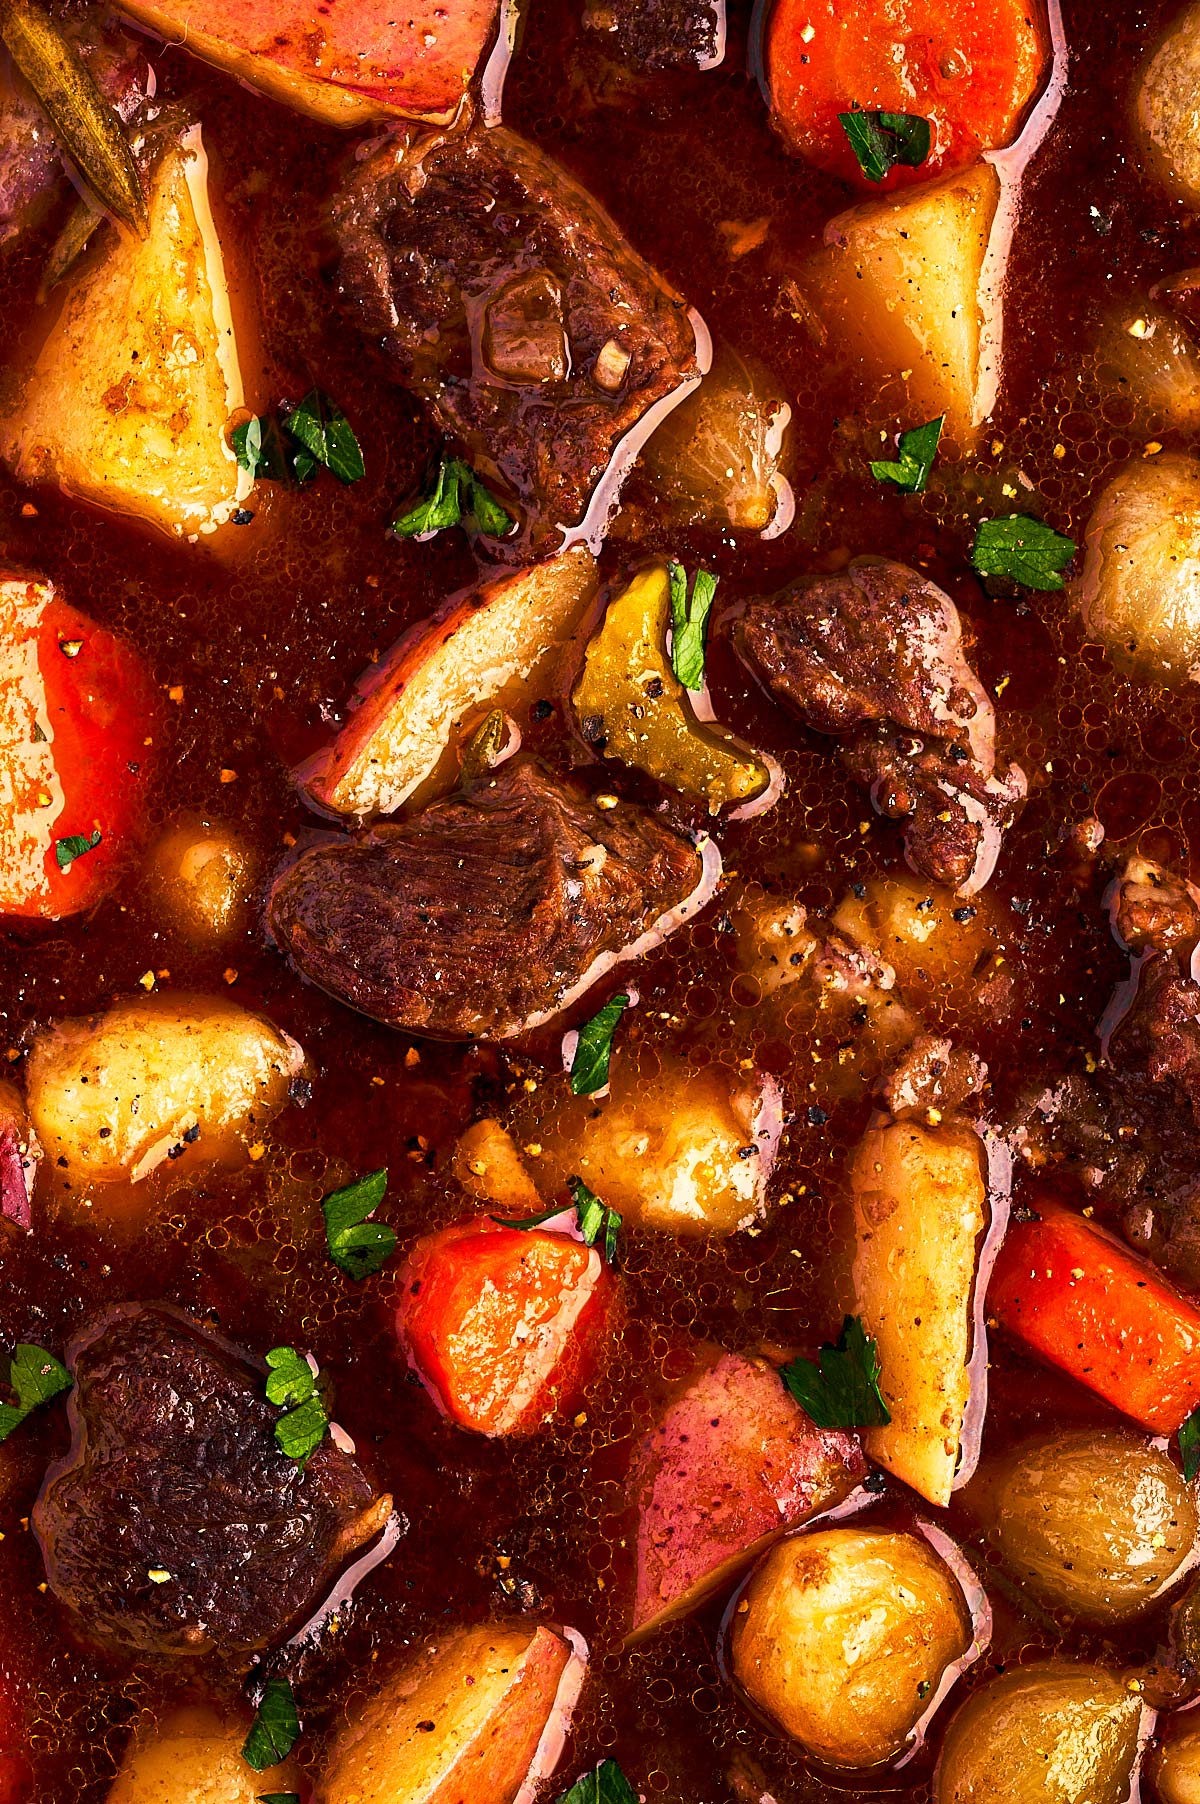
[764,0,1051,190]
[988,1195,1200,1435]
[396,1216,616,1436]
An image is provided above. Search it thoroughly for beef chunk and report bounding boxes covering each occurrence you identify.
[1106,857,1200,1124]
[582,0,723,70]
[737,558,1027,893]
[33,1305,392,1658]
[1110,854,1200,953]
[879,1033,987,1120]
[268,757,708,1040]
[332,121,700,552]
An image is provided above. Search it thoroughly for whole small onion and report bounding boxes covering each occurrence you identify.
[936,1663,1142,1804]
[1077,453,1200,687]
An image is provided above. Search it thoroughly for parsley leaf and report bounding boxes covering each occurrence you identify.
[570,993,629,1095]
[555,1760,638,1804]
[264,1347,328,1464]
[0,1343,72,1443]
[232,413,292,484]
[392,456,513,539]
[54,828,101,872]
[780,1315,891,1429]
[322,1168,396,1280]
[258,1796,301,1804]
[667,562,718,691]
[869,415,944,494]
[1181,1405,1200,1482]
[283,390,365,485]
[242,1678,300,1773]
[568,1176,621,1264]
[838,109,931,183]
[971,514,1076,591]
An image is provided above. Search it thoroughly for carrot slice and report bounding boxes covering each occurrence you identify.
[764,0,1050,190]
[396,1216,616,1436]
[988,1196,1200,1435]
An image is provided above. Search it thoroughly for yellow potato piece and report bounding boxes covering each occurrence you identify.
[572,561,768,814]
[107,1706,301,1804]
[2,124,250,539]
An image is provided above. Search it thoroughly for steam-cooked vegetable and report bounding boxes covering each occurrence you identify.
[1076,454,1200,686]
[801,161,1000,439]
[0,1080,39,1232]
[300,547,597,818]
[107,1705,303,1803]
[452,1119,545,1216]
[637,345,792,531]
[1,123,253,539]
[935,1663,1142,1804]
[1154,1718,1200,1804]
[25,995,306,1188]
[976,1428,1198,1621]
[851,1116,987,1505]
[730,1527,971,1768]
[1096,302,1200,429]
[571,562,771,815]
[147,817,253,943]
[1137,1,1200,210]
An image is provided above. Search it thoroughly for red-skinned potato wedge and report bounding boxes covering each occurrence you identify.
[299,546,598,819]
[765,0,1049,189]
[989,1195,1200,1434]
[115,0,502,127]
[627,1349,865,1642]
[0,1079,39,1233]
[0,573,156,920]
[315,1621,578,1804]
[397,1215,616,1437]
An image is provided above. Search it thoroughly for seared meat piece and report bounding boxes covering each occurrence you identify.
[332,122,700,551]
[1111,854,1200,953]
[268,756,709,1040]
[1106,857,1200,1125]
[33,1305,392,1659]
[879,1033,987,1120]
[582,0,724,70]
[737,558,1027,893]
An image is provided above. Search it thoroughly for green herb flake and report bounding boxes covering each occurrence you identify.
[568,1175,621,1264]
[869,415,944,494]
[667,562,718,691]
[555,1759,639,1804]
[838,109,932,183]
[232,413,292,484]
[322,1167,396,1280]
[258,1795,301,1804]
[1180,1405,1200,1482]
[570,993,629,1096]
[264,1346,328,1464]
[30,720,46,743]
[780,1315,891,1429]
[242,1678,301,1773]
[392,456,513,540]
[0,1342,72,1444]
[55,828,101,872]
[971,514,1077,591]
[283,389,364,485]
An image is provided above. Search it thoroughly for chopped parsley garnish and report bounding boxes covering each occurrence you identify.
[1181,1405,1200,1482]
[568,1175,621,1264]
[55,828,101,872]
[264,1347,329,1464]
[258,1796,301,1804]
[0,1343,72,1443]
[570,993,629,1095]
[392,456,514,539]
[667,562,717,691]
[242,1678,301,1773]
[838,109,932,183]
[780,1315,891,1429]
[971,514,1077,591]
[870,415,944,494]
[233,391,364,488]
[555,1760,638,1804]
[322,1168,396,1280]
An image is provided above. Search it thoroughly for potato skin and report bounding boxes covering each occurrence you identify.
[25,994,305,1186]
[935,1663,1142,1804]
[730,1527,971,1768]
[978,1428,1198,1622]
[107,1706,301,1803]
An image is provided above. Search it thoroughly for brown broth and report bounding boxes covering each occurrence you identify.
[1,0,1199,1796]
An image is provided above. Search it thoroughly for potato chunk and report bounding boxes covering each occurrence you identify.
[451,1119,544,1217]
[316,1622,577,1804]
[803,161,1000,439]
[1138,3,1200,210]
[730,1528,971,1768]
[1,125,251,540]
[25,995,305,1186]
[107,1705,302,1803]
[1076,454,1200,687]
[851,1116,987,1506]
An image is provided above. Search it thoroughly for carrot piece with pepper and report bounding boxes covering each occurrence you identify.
[764,0,1051,190]
[396,1215,617,1436]
[988,1195,1200,1434]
